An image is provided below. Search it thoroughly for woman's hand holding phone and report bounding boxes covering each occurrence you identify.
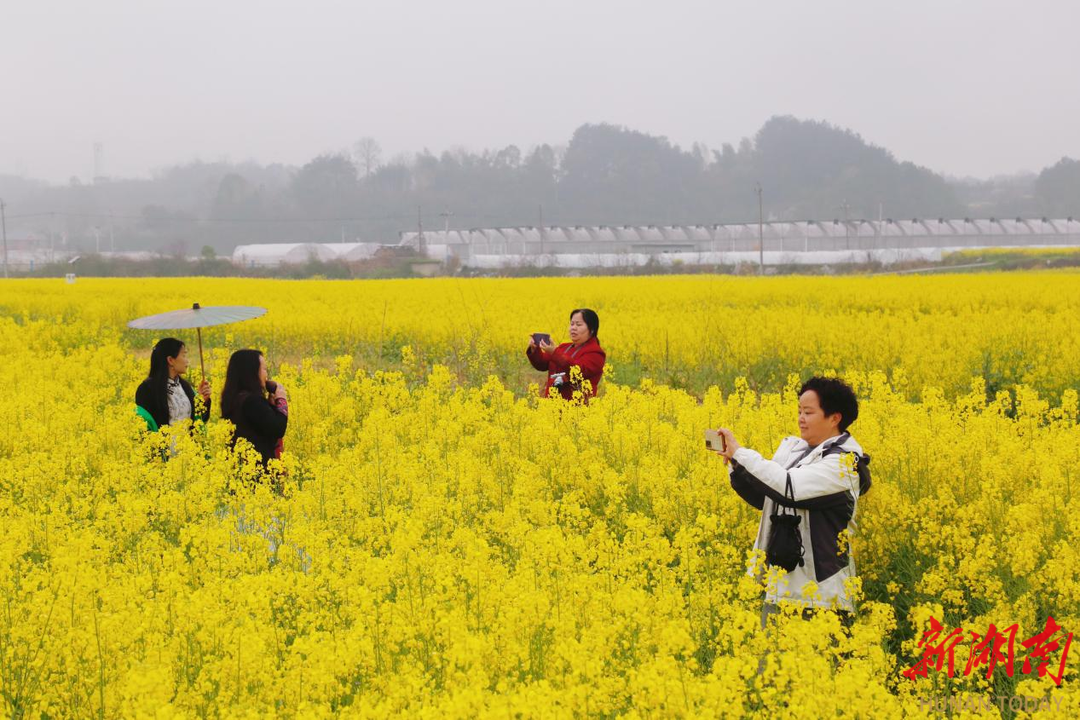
[529,333,555,353]
[717,428,739,459]
[266,380,287,402]
[705,428,739,462]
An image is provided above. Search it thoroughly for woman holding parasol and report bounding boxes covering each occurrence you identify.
[135,337,212,430]
[129,303,267,431]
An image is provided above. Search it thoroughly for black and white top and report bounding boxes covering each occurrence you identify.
[729,433,871,610]
[166,377,193,423]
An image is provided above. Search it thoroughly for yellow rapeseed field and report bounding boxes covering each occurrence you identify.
[2,273,1078,717]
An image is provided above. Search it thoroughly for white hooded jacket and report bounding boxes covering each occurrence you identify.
[729,432,870,610]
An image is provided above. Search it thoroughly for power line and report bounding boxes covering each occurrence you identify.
[1,210,531,224]
[3,211,419,223]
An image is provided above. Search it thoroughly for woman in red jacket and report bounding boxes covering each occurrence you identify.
[526,308,606,401]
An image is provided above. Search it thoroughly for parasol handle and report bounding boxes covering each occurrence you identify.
[197,326,205,384]
[191,303,206,385]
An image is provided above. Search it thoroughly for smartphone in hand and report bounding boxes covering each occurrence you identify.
[704,429,727,453]
[266,380,278,394]
[531,332,553,346]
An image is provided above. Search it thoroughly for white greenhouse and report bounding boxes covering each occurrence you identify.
[398,218,1080,267]
[231,242,384,267]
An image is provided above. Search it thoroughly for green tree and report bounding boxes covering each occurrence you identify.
[1034,158,1080,216]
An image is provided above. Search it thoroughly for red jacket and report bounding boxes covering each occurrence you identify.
[526,336,606,400]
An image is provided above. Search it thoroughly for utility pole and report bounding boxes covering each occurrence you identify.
[755,183,764,274]
[92,226,101,254]
[439,209,454,233]
[1,198,8,278]
[878,202,883,250]
[417,206,426,256]
[109,214,115,252]
[538,204,544,256]
[841,199,851,249]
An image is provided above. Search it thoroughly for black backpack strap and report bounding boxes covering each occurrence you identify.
[819,432,851,458]
[820,437,872,496]
[818,434,872,495]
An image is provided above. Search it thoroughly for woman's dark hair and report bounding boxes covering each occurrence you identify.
[570,308,600,339]
[143,337,186,419]
[799,376,859,432]
[221,349,265,421]
[149,338,185,379]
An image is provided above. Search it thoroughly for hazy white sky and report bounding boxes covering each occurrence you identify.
[3,0,1078,182]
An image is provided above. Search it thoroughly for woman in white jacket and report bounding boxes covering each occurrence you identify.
[714,377,871,623]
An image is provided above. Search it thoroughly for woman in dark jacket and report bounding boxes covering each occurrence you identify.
[135,337,211,429]
[220,349,288,465]
[526,308,606,401]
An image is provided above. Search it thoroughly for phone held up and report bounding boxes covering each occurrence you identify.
[531,332,553,346]
[704,429,727,453]
[265,380,278,395]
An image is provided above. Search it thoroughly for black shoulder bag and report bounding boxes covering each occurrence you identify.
[765,473,805,572]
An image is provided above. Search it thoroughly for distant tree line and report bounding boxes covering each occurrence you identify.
[3,116,1079,255]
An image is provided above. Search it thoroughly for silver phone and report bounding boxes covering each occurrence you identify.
[704,429,726,452]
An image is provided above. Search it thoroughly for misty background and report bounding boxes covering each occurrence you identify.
[2,0,1079,255]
